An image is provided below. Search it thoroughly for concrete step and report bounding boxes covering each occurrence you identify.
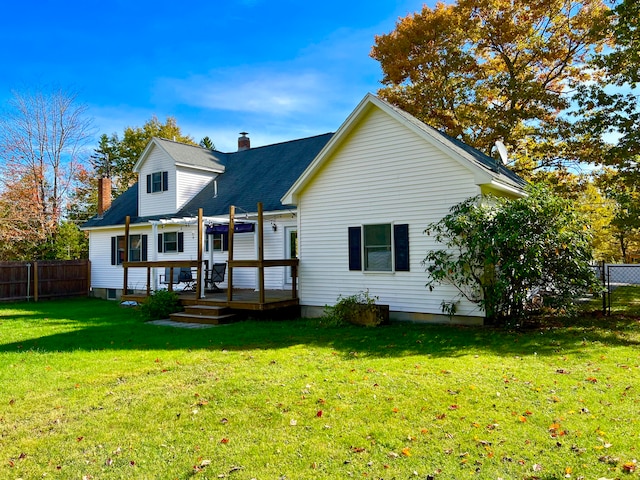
[169,311,237,325]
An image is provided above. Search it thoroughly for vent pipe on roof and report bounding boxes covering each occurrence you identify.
[238,132,250,151]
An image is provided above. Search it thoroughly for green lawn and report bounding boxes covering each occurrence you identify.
[1,297,639,479]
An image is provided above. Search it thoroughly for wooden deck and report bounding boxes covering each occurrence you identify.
[123,288,298,311]
[179,288,299,311]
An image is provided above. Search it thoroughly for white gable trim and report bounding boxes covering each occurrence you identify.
[282,93,523,205]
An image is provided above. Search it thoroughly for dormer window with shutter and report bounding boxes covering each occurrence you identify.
[147,171,168,193]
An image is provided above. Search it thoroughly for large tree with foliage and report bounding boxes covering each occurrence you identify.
[103,116,196,190]
[371,0,610,177]
[0,88,93,260]
[424,186,600,325]
[574,0,640,184]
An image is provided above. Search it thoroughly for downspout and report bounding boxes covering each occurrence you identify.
[150,221,159,291]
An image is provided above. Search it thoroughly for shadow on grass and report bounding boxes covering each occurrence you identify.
[0,298,638,358]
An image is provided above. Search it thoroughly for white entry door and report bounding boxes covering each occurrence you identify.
[285,227,297,285]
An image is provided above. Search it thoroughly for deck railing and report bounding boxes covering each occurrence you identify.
[121,204,299,309]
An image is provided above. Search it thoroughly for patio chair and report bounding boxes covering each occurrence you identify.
[207,262,226,292]
[161,267,195,291]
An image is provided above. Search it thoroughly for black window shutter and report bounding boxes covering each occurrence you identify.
[157,233,163,253]
[222,233,229,251]
[394,224,410,271]
[348,226,362,271]
[162,171,169,191]
[146,174,151,193]
[111,236,117,265]
[178,232,184,252]
[141,235,148,261]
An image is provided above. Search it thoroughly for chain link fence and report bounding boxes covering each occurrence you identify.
[593,262,640,314]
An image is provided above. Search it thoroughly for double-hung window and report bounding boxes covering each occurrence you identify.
[146,171,169,193]
[158,232,184,253]
[111,234,148,265]
[348,224,409,272]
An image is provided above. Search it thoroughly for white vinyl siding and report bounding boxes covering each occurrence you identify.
[176,167,218,211]
[138,146,177,217]
[88,227,150,290]
[296,107,483,317]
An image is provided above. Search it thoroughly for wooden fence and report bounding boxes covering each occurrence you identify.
[0,260,90,302]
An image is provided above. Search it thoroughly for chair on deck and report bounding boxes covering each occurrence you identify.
[162,267,195,291]
[207,262,226,292]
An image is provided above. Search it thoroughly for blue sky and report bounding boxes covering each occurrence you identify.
[1,0,432,152]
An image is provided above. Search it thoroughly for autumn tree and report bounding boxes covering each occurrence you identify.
[0,88,93,259]
[371,0,610,178]
[574,0,640,185]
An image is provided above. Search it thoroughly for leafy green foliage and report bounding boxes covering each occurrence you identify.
[94,116,196,193]
[138,289,182,320]
[424,186,601,325]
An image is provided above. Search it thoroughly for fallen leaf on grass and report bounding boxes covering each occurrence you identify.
[401,447,411,457]
[622,462,637,473]
[220,438,229,444]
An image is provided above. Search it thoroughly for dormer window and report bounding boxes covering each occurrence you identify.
[146,171,168,193]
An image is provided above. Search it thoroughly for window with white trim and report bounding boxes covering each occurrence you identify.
[146,171,168,193]
[348,224,409,272]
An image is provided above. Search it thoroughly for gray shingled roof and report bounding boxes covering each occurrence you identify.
[178,133,334,217]
[151,137,225,172]
[81,183,139,228]
[82,133,334,227]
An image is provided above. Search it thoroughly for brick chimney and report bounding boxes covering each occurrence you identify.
[238,132,250,151]
[97,177,112,217]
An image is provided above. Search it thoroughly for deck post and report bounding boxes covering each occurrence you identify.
[227,206,235,302]
[196,208,203,299]
[257,202,265,304]
[123,216,130,296]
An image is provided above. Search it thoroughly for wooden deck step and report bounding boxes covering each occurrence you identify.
[170,304,237,325]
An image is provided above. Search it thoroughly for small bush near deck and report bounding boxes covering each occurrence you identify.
[138,289,182,320]
[323,290,386,327]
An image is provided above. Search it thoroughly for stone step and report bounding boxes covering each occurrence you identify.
[169,311,237,325]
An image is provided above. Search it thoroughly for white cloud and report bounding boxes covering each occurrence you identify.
[160,68,330,115]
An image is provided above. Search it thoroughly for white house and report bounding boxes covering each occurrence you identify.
[82,133,333,300]
[83,94,525,322]
[282,94,526,324]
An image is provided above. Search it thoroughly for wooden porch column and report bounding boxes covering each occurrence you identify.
[227,205,235,302]
[196,208,203,298]
[257,202,265,304]
[123,216,130,295]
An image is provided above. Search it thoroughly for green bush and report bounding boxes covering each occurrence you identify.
[322,290,387,327]
[138,289,182,320]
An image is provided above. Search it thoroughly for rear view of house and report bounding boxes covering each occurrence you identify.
[83,94,525,323]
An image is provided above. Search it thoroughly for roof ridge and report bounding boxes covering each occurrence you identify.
[225,132,334,153]
[154,136,206,150]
